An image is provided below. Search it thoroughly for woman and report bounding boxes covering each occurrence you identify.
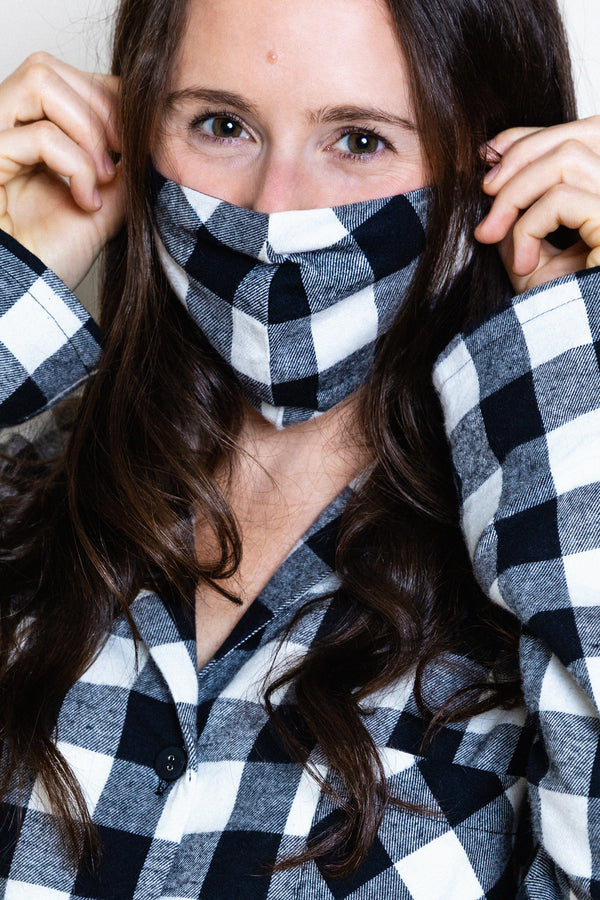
[1,0,599,896]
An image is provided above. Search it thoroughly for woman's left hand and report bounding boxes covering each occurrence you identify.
[474,116,600,293]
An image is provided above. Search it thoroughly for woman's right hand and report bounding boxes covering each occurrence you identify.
[0,53,125,290]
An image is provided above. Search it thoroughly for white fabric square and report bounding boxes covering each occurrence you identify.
[539,654,599,719]
[156,237,190,305]
[462,468,502,557]
[539,787,591,878]
[5,883,71,900]
[466,704,527,735]
[29,743,113,817]
[182,186,222,223]
[563,549,600,608]
[487,578,511,612]
[80,634,143,688]
[284,758,328,836]
[219,639,305,705]
[185,760,245,833]
[432,341,480,434]
[230,306,271,384]
[0,285,80,375]
[546,408,600,496]
[515,280,590,368]
[395,830,484,900]
[311,286,378,372]
[365,673,413,713]
[378,748,416,779]
[150,642,198,705]
[267,207,348,254]
[154,772,195,843]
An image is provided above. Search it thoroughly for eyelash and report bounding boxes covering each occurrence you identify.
[187,111,392,161]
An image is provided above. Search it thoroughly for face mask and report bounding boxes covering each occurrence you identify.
[151,165,429,427]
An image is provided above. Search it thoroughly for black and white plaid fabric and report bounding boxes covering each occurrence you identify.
[1,227,600,897]
[0,230,102,428]
[433,268,600,899]
[151,166,429,427]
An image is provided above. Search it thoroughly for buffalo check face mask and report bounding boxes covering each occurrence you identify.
[151,165,429,427]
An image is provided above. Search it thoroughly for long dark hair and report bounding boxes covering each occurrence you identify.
[0,0,576,877]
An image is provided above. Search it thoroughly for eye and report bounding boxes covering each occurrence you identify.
[334,131,383,156]
[196,115,249,140]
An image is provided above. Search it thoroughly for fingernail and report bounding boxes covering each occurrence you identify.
[93,189,102,209]
[483,163,501,184]
[104,152,116,176]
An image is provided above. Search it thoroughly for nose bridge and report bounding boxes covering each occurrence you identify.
[250,146,312,213]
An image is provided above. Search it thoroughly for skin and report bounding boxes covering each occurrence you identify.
[1,0,600,662]
[153,0,425,210]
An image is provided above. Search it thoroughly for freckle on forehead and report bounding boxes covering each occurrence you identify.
[266,50,278,64]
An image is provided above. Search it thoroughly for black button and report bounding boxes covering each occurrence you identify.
[154,746,187,782]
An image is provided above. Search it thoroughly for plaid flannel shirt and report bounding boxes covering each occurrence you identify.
[0,225,598,898]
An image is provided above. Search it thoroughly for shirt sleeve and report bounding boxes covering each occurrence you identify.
[433,268,600,899]
[0,229,103,428]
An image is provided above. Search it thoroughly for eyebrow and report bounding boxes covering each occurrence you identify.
[165,87,261,118]
[309,105,417,132]
[165,88,417,132]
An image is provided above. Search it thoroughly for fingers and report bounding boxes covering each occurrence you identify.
[0,120,105,211]
[502,184,600,276]
[0,52,121,211]
[476,137,600,245]
[474,117,600,292]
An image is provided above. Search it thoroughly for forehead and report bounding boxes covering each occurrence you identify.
[173,0,411,111]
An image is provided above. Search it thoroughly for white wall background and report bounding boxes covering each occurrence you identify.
[0,1,598,115]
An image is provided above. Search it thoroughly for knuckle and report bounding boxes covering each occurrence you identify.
[548,182,570,202]
[22,55,56,90]
[23,51,55,69]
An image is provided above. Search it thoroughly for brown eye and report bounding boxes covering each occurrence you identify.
[204,116,246,138]
[343,132,381,155]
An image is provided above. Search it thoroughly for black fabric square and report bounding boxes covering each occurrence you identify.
[485,863,520,900]
[247,704,316,764]
[0,377,47,428]
[116,689,183,769]
[187,228,257,303]
[480,371,545,462]
[591,878,600,900]
[197,699,214,738]
[387,712,463,762]
[312,810,393,899]
[495,499,561,573]
[418,760,504,827]
[305,516,342,569]
[199,830,282,900]
[0,803,21,879]
[84,316,104,346]
[268,263,311,323]
[352,195,425,277]
[0,229,46,276]
[525,734,550,786]
[507,721,536,777]
[272,374,318,408]
[528,608,584,666]
[215,599,273,659]
[589,738,600,799]
[72,824,152,900]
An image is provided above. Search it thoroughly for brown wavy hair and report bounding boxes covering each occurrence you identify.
[0,0,576,878]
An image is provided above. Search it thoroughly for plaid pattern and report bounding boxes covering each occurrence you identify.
[433,267,600,899]
[152,167,429,427]
[2,235,597,897]
[0,229,102,427]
